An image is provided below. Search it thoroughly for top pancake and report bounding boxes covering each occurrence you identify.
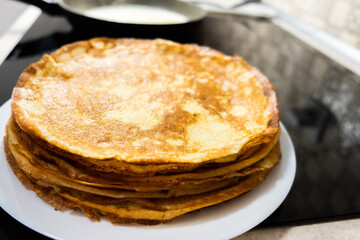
[11,38,279,164]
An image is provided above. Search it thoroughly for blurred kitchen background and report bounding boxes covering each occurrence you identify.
[0,0,359,238]
[1,0,360,49]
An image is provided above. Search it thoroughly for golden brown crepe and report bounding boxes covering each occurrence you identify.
[4,38,281,224]
[6,116,280,195]
[4,129,280,224]
[11,38,279,165]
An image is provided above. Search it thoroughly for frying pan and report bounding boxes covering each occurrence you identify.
[15,0,274,42]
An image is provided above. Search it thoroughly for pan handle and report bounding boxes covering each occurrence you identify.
[206,3,277,21]
[189,1,276,21]
[14,0,63,15]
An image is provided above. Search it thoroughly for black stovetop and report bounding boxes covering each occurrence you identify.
[0,12,359,240]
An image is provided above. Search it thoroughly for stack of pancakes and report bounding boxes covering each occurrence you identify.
[4,38,280,224]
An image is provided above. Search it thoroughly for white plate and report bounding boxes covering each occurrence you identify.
[0,99,296,240]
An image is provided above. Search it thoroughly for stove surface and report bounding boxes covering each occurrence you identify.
[0,13,359,240]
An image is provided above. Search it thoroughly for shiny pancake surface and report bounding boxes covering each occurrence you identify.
[11,38,279,164]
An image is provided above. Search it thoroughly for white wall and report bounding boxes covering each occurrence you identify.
[265,0,360,49]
